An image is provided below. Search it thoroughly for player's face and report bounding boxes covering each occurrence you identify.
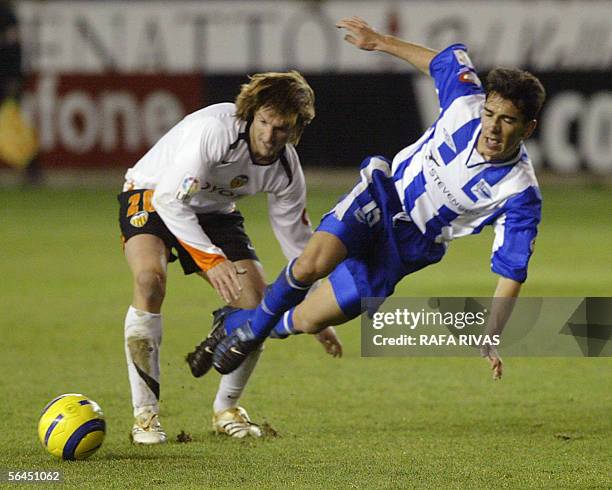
[477,92,536,162]
[249,106,292,164]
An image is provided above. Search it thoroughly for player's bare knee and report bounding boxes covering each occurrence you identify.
[134,270,166,304]
[291,257,316,283]
[291,232,346,284]
[292,255,326,284]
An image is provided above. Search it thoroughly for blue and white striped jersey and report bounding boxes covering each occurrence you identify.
[391,44,541,282]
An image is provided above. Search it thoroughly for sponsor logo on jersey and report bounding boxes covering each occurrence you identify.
[201,181,237,197]
[176,174,201,201]
[428,166,477,214]
[130,210,149,228]
[230,174,249,189]
[426,152,442,166]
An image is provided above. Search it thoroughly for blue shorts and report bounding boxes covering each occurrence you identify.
[317,156,446,318]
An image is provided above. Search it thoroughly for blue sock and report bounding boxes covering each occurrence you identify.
[249,259,311,339]
[269,308,301,339]
[223,309,255,335]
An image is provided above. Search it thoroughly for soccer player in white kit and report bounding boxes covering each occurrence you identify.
[210,17,547,382]
[118,71,342,444]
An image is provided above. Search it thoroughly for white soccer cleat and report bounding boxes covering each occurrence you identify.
[131,411,168,445]
[212,406,262,439]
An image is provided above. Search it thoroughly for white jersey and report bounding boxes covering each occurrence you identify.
[124,102,312,271]
[392,44,541,282]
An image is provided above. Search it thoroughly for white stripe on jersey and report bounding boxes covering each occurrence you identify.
[492,214,506,253]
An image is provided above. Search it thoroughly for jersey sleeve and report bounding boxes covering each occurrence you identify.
[490,186,542,283]
[267,150,313,261]
[151,117,230,271]
[429,43,484,112]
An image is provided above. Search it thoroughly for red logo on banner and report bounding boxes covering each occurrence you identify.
[22,74,203,168]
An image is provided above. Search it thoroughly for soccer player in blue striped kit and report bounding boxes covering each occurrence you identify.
[189,16,546,381]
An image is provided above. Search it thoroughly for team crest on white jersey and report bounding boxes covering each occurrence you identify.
[230,175,249,189]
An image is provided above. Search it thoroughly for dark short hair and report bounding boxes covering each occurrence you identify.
[485,68,546,121]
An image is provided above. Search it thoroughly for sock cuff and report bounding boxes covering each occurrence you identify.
[286,258,311,290]
[281,309,297,336]
[125,305,162,339]
[128,305,162,318]
[270,308,301,339]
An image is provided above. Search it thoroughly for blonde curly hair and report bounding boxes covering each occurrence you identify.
[235,71,315,145]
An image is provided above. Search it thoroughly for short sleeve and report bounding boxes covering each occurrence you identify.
[491,186,542,282]
[429,44,484,112]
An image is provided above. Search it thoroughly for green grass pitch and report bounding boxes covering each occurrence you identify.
[0,180,610,488]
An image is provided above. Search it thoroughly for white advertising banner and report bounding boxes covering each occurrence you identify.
[17,0,612,74]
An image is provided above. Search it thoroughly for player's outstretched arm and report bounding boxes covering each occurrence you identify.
[481,277,522,380]
[336,16,438,76]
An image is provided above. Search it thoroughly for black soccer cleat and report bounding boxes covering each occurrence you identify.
[213,321,263,375]
[185,306,237,378]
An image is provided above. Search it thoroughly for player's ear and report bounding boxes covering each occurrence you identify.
[523,119,537,140]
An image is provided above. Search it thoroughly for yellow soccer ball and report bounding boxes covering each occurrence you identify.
[38,394,105,460]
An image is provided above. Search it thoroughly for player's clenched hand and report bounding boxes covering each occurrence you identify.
[316,327,343,358]
[481,346,503,380]
[205,260,243,303]
[336,16,382,51]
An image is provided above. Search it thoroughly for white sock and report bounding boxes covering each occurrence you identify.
[213,346,263,413]
[124,305,162,417]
